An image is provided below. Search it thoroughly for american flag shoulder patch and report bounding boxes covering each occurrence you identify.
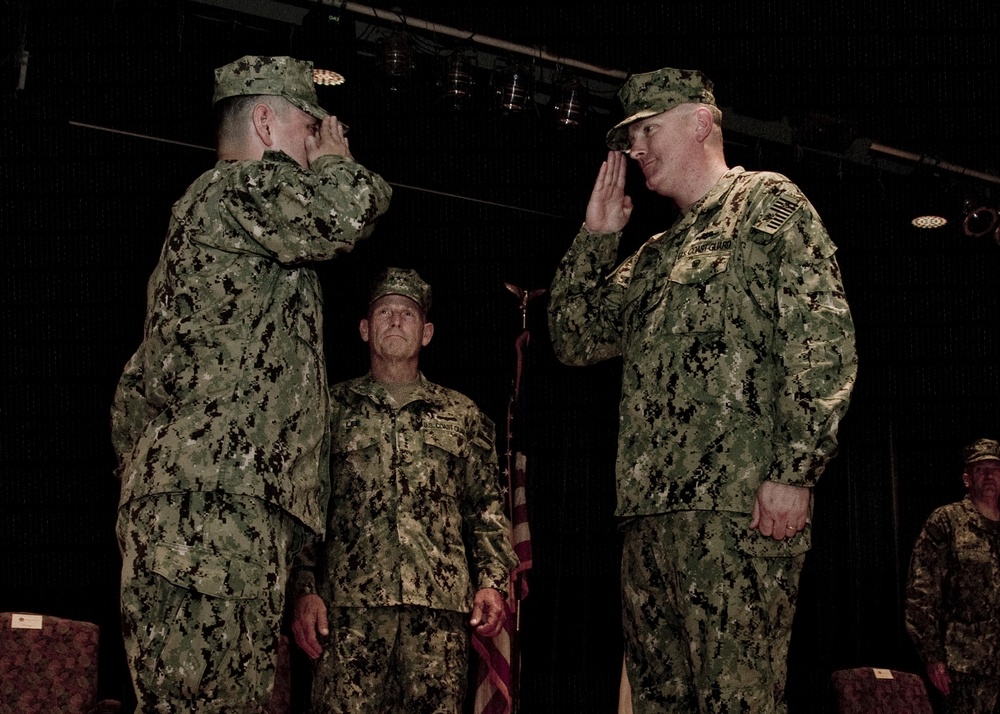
[754,196,801,235]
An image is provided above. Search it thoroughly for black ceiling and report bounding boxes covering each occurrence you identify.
[292,0,999,183]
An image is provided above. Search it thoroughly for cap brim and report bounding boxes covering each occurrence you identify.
[605,108,665,150]
[299,101,329,120]
[299,101,347,132]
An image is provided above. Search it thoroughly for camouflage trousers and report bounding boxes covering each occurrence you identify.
[309,605,468,714]
[117,491,302,713]
[943,672,1000,714]
[621,512,805,714]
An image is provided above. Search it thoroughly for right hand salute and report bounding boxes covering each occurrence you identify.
[584,150,633,234]
[307,115,352,165]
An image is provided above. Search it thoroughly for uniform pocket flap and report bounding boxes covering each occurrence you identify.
[152,542,263,600]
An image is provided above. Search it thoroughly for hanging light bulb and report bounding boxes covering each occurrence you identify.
[440,53,475,110]
[379,31,413,91]
[553,77,587,127]
[497,64,531,113]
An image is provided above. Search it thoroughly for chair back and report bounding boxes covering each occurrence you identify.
[0,612,102,714]
[831,667,934,714]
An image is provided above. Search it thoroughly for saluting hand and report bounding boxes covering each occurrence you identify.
[584,151,633,234]
[306,115,352,165]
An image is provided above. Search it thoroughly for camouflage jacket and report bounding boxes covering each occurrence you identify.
[905,497,1000,675]
[111,151,392,535]
[291,373,517,613]
[548,167,857,519]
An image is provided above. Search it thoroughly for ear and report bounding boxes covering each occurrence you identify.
[359,318,370,343]
[420,322,434,347]
[693,105,714,143]
[252,102,277,147]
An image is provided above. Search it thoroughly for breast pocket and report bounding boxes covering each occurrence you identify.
[419,425,467,499]
[331,426,382,496]
[661,251,731,335]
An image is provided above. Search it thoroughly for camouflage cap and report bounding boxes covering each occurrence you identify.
[213,55,329,120]
[369,267,432,314]
[606,67,716,151]
[964,438,1000,465]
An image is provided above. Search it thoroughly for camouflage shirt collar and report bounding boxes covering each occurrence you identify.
[217,150,301,167]
[353,371,450,408]
[681,166,746,218]
[663,166,746,240]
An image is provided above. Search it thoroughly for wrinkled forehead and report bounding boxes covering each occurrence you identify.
[968,459,1000,475]
[369,293,424,314]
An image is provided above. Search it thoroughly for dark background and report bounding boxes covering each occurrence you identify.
[2,1,998,712]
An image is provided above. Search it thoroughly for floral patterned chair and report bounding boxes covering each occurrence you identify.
[831,667,934,714]
[0,612,121,714]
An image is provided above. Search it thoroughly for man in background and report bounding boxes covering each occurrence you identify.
[548,66,857,713]
[906,437,1000,714]
[291,267,516,714]
[111,55,392,712]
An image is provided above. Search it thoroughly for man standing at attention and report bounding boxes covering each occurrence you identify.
[547,67,857,713]
[906,438,1000,714]
[111,55,392,712]
[290,267,516,714]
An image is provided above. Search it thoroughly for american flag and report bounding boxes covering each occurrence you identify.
[472,424,533,714]
[473,288,539,714]
[472,601,514,714]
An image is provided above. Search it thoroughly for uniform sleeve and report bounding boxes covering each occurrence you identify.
[763,194,857,486]
[462,409,517,593]
[288,541,320,601]
[287,390,345,600]
[905,512,951,665]
[547,224,627,366]
[109,349,157,477]
[223,152,393,265]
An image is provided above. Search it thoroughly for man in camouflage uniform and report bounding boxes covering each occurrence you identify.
[906,438,1000,714]
[548,67,857,713]
[111,55,392,712]
[290,267,517,714]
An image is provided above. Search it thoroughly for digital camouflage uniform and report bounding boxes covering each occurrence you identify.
[111,55,392,713]
[906,496,1000,714]
[291,372,517,714]
[549,123,856,710]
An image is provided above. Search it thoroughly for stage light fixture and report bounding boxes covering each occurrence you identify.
[553,76,587,127]
[962,201,1000,238]
[379,31,414,91]
[497,64,532,113]
[440,53,475,110]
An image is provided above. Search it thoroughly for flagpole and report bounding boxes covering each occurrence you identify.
[503,283,545,714]
[505,333,524,714]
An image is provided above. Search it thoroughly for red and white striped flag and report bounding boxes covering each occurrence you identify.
[509,451,533,600]
[472,453,533,714]
[473,311,537,714]
[472,601,514,714]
